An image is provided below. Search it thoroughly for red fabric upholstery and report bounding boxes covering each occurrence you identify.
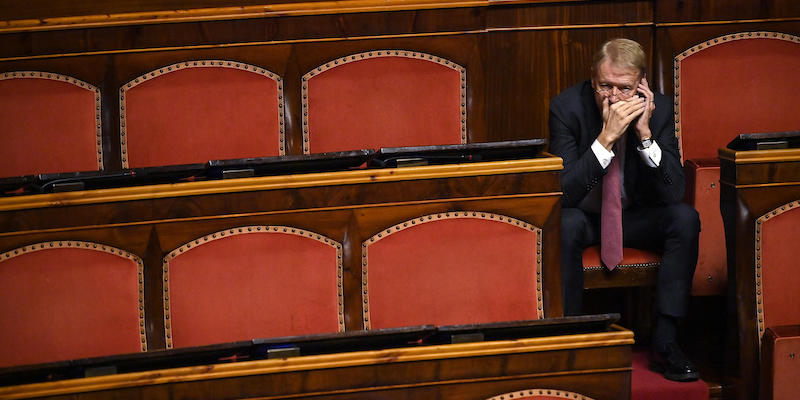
[164,226,343,349]
[582,246,660,270]
[631,350,708,400]
[485,389,595,400]
[0,72,101,178]
[676,33,800,161]
[762,326,800,400]
[756,204,800,343]
[684,159,726,295]
[362,212,542,330]
[304,51,465,154]
[0,242,144,368]
[121,61,283,168]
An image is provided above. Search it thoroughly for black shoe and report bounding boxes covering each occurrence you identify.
[649,343,700,382]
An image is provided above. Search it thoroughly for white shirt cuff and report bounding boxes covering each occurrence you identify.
[638,140,662,167]
[591,139,614,169]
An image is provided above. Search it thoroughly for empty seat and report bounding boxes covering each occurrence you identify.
[120,60,284,168]
[163,226,344,349]
[0,71,102,178]
[676,32,800,295]
[302,50,466,154]
[0,241,145,368]
[362,212,543,330]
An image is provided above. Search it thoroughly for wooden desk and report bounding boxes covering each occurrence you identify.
[0,156,564,348]
[0,326,633,400]
[719,148,800,400]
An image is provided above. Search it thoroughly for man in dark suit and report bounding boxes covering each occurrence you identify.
[549,38,701,381]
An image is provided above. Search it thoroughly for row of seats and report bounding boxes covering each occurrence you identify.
[0,212,542,368]
[0,50,466,178]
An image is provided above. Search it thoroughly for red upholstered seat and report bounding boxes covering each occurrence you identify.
[761,326,800,400]
[362,212,543,330]
[582,245,661,288]
[754,202,800,398]
[120,61,284,168]
[676,32,800,295]
[163,226,344,349]
[0,72,102,178]
[754,203,800,345]
[485,389,595,400]
[0,242,145,368]
[302,50,466,154]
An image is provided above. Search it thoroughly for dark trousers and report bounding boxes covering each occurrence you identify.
[560,203,700,317]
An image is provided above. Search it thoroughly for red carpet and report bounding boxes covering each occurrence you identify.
[631,351,708,400]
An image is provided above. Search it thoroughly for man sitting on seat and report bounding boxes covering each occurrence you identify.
[549,38,701,382]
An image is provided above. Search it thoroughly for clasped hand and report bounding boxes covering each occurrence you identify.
[597,77,656,150]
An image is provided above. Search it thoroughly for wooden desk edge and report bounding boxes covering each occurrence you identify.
[718,147,800,164]
[0,158,563,212]
[0,0,579,33]
[0,327,632,399]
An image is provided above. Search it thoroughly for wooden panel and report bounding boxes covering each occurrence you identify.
[485,27,653,147]
[0,329,633,400]
[720,148,800,400]
[653,21,800,98]
[655,0,800,24]
[0,158,563,344]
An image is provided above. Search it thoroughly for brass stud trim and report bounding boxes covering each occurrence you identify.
[119,60,285,168]
[162,225,344,349]
[1,71,103,170]
[0,241,146,351]
[753,200,800,354]
[361,212,543,329]
[300,50,467,154]
[673,32,800,165]
[486,389,596,400]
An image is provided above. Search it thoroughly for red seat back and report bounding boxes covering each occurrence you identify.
[755,203,800,346]
[120,61,284,168]
[362,212,543,330]
[0,72,102,178]
[163,226,344,349]
[675,32,800,161]
[302,50,465,154]
[0,242,145,368]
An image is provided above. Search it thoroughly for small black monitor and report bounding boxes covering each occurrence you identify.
[727,130,800,151]
[369,139,547,168]
[207,150,375,179]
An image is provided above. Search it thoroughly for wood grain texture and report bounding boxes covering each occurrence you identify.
[720,149,800,400]
[0,329,633,400]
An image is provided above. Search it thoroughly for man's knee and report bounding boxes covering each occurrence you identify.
[664,203,700,240]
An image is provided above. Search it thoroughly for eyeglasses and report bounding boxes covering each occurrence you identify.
[594,83,637,99]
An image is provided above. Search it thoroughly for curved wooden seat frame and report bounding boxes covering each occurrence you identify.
[0,71,102,178]
[302,50,466,154]
[676,32,800,295]
[0,241,145,368]
[362,212,543,330]
[485,388,595,400]
[120,60,285,168]
[163,226,344,349]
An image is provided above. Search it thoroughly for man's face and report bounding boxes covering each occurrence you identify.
[591,59,642,109]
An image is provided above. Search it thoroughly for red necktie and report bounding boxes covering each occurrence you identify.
[601,144,623,270]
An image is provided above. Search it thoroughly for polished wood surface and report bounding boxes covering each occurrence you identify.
[2,1,795,175]
[0,326,634,400]
[0,156,563,351]
[719,148,800,400]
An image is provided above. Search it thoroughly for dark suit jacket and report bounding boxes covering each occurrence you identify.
[548,80,685,209]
